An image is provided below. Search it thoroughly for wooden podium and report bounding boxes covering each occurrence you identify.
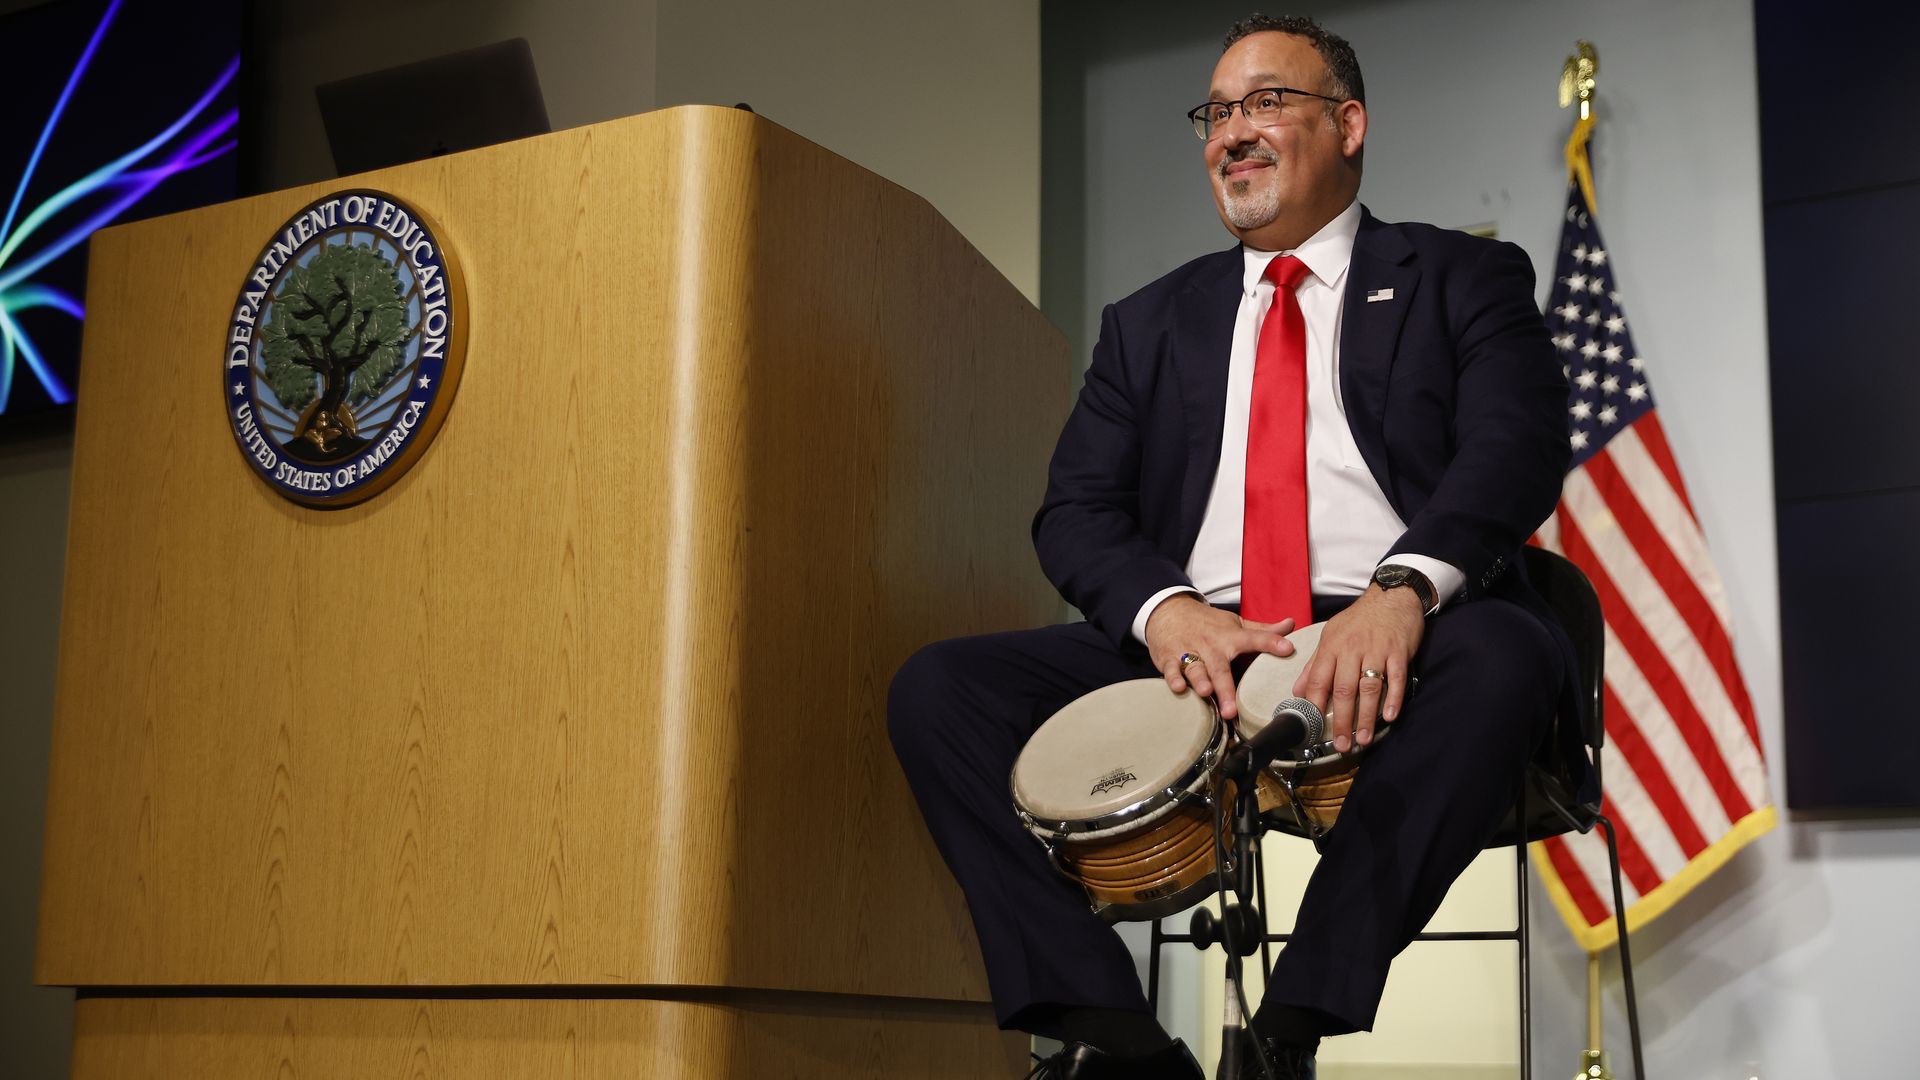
[36,106,1064,1077]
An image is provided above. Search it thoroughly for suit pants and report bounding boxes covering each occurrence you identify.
[885,597,1563,1034]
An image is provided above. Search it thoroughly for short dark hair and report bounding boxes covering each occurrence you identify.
[1222,14,1365,107]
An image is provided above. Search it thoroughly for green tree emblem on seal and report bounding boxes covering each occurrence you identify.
[260,242,415,459]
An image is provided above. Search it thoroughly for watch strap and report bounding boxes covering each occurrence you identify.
[1376,563,1438,615]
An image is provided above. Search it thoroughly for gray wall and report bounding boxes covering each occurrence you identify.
[0,431,74,1080]
[655,0,1040,301]
[1043,1,1920,1077]
[248,0,1040,296]
[248,0,659,193]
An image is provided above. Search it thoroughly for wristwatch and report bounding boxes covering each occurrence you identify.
[1372,563,1438,616]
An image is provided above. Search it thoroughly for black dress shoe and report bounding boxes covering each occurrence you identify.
[1024,1039,1205,1079]
[1234,1031,1316,1080]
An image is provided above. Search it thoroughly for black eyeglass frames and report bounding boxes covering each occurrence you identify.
[1186,87,1346,140]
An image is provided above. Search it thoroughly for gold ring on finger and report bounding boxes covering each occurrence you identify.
[1360,668,1387,682]
[1179,652,1204,671]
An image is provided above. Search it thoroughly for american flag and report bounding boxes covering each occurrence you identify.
[1530,180,1775,950]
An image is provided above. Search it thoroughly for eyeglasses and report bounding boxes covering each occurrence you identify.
[1186,86,1346,141]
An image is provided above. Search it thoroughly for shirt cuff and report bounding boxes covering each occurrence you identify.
[1379,553,1465,614]
[1132,586,1205,645]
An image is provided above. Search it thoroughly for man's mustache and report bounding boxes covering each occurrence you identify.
[1218,145,1277,178]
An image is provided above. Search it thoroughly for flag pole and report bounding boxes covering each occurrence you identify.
[1578,953,1613,1080]
[1559,42,1617,1080]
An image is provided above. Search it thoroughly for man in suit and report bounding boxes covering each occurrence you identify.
[888,14,1576,1079]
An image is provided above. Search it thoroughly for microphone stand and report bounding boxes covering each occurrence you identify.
[1213,757,1277,1080]
[1206,702,1318,1080]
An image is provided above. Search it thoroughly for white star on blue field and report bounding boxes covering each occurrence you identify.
[1544,185,1654,467]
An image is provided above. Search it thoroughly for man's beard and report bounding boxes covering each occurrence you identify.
[1218,146,1280,229]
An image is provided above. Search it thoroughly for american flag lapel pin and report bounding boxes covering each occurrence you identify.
[1366,288,1394,303]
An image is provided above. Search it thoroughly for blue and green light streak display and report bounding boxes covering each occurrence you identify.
[0,0,239,416]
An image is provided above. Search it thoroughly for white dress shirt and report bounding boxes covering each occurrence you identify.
[1130,201,1464,643]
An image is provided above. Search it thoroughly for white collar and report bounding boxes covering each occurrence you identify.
[1240,199,1362,296]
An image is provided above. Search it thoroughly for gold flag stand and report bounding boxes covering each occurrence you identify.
[1559,42,1617,1080]
[1577,952,1615,1080]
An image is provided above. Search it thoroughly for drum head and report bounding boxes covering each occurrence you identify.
[1234,621,1387,768]
[1235,621,1323,731]
[1013,678,1217,828]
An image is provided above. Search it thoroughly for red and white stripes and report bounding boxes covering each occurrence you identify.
[1533,412,1773,946]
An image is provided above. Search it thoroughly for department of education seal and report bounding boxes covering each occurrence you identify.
[223,189,465,507]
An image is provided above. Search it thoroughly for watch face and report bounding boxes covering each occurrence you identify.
[1375,566,1409,587]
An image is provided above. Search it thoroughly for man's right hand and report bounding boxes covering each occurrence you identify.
[1144,594,1295,721]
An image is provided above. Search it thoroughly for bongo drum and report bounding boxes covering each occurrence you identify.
[1010,679,1233,922]
[1235,621,1391,835]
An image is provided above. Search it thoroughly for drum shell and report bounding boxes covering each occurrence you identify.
[1256,756,1364,834]
[1047,779,1241,923]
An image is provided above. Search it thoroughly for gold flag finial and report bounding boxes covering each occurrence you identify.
[1560,41,1599,120]
[1560,40,1600,212]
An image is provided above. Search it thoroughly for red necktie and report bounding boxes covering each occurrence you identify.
[1240,254,1312,625]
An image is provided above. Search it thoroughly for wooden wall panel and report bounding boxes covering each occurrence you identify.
[37,106,1067,1001]
[71,996,1029,1078]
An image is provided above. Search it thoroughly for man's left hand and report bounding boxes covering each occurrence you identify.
[1292,584,1426,753]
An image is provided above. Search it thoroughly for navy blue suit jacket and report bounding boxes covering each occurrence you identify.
[1032,209,1590,795]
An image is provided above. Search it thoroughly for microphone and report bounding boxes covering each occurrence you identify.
[1222,697,1325,781]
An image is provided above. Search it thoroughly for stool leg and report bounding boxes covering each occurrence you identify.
[1148,917,1164,1014]
[1255,836,1274,984]
[1518,780,1533,1080]
[1597,814,1647,1080]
